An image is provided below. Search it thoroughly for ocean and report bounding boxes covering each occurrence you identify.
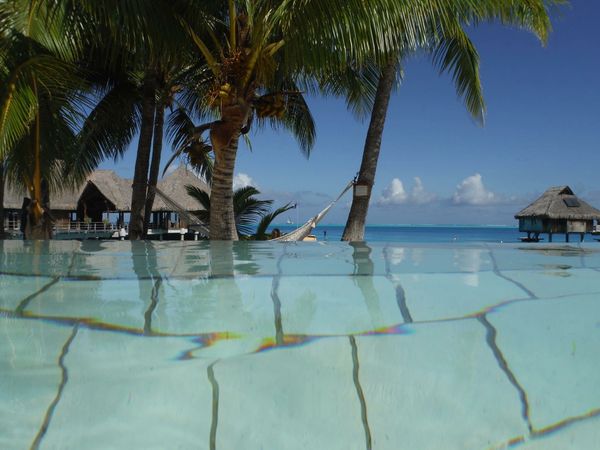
[271,224,523,243]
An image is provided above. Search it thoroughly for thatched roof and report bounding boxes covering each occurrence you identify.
[153,165,210,211]
[3,183,82,210]
[4,184,28,209]
[86,170,132,211]
[2,166,208,213]
[515,186,600,221]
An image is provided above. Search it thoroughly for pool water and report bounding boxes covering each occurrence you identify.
[1,240,599,449]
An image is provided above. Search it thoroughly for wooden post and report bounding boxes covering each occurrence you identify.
[580,233,584,242]
[566,233,569,243]
[549,233,553,243]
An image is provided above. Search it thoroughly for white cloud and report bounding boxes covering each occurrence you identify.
[411,177,436,204]
[452,173,496,205]
[378,177,435,205]
[233,173,256,190]
[378,178,408,205]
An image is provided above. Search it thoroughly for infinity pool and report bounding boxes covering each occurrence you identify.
[1,240,599,449]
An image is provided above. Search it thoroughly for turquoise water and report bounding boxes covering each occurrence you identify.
[1,240,600,449]
[273,224,522,243]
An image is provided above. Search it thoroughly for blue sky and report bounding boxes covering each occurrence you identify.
[101,0,600,226]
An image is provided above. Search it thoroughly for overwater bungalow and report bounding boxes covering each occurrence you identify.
[2,166,209,237]
[515,186,600,242]
[150,165,210,232]
[3,184,80,232]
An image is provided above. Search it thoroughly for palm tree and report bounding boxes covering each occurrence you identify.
[56,1,207,240]
[108,8,196,240]
[175,3,309,239]
[142,60,219,235]
[0,160,5,238]
[341,1,561,240]
[0,1,90,238]
[178,0,451,240]
[187,183,292,238]
[0,0,166,238]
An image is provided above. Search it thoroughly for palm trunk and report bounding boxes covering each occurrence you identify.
[209,99,249,241]
[129,73,157,240]
[0,161,5,239]
[342,59,397,241]
[210,132,240,240]
[143,102,164,235]
[25,80,51,240]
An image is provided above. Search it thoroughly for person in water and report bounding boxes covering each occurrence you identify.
[271,228,281,239]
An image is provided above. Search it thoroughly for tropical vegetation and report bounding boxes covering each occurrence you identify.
[0,0,563,240]
[341,1,563,240]
[186,184,294,239]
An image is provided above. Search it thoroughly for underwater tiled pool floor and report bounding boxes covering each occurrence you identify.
[1,241,600,449]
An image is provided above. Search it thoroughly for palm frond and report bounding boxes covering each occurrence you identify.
[234,185,273,236]
[430,23,484,124]
[253,76,316,156]
[0,47,82,158]
[67,80,142,183]
[167,106,198,152]
[255,202,295,240]
[256,90,315,157]
[186,184,210,223]
[166,110,215,181]
[317,61,383,120]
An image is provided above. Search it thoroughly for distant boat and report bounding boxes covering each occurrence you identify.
[286,218,293,224]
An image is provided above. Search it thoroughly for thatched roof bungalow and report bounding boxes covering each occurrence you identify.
[515,186,600,242]
[3,184,81,211]
[153,165,210,212]
[3,182,82,230]
[2,166,209,230]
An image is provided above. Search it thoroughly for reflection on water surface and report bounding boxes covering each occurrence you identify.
[1,240,600,449]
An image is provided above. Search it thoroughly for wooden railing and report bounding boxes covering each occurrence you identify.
[53,222,126,234]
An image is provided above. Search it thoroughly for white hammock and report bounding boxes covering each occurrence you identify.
[152,179,354,241]
[272,179,354,242]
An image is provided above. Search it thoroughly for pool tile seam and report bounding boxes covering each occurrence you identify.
[477,315,533,435]
[531,408,600,440]
[493,407,600,449]
[271,251,285,346]
[207,361,220,450]
[3,288,596,348]
[2,268,564,281]
[3,285,598,363]
[29,324,79,450]
[66,251,78,277]
[0,270,59,279]
[143,278,163,335]
[383,245,414,324]
[15,277,61,315]
[168,247,186,278]
[349,336,372,450]
[395,283,413,323]
[486,249,538,299]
